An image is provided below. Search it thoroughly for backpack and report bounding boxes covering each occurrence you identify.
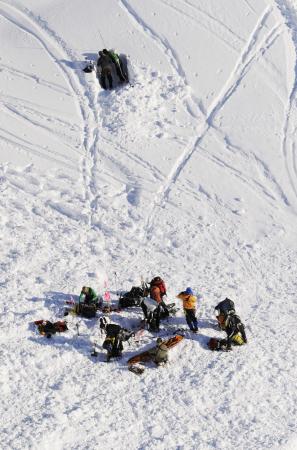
[150,277,167,297]
[78,303,97,318]
[105,323,121,338]
[118,286,147,308]
[215,298,235,316]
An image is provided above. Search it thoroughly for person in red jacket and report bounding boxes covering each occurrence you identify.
[150,277,169,317]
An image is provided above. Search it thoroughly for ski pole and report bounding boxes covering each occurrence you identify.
[114,271,118,295]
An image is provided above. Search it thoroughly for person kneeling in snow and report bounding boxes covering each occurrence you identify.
[102,323,134,362]
[209,310,247,351]
[148,337,169,366]
[176,287,198,333]
[79,286,101,306]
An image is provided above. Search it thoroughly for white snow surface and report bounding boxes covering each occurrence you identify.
[1,0,297,449]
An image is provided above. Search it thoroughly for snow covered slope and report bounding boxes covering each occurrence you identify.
[1,0,297,449]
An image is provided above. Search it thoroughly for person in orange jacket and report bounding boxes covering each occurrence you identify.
[150,276,169,318]
[176,287,198,332]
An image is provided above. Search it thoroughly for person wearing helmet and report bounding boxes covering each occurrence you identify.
[176,287,198,333]
[148,337,169,366]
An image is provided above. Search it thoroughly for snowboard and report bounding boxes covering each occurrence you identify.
[127,334,184,366]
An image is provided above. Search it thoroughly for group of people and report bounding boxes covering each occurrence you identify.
[83,48,128,90]
[75,277,247,363]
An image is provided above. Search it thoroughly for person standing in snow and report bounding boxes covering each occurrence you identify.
[96,50,114,89]
[150,276,169,317]
[103,49,128,83]
[176,287,198,332]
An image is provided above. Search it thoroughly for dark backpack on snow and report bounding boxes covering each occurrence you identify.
[215,298,235,316]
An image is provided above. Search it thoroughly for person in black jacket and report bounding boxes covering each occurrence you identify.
[211,311,247,351]
[102,323,134,361]
[96,51,114,89]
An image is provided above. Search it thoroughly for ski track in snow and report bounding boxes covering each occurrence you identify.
[272,0,297,208]
[0,61,70,95]
[119,0,201,120]
[0,3,86,201]
[0,1,109,261]
[160,0,245,52]
[141,4,289,239]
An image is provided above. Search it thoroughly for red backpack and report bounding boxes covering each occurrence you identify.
[150,277,167,297]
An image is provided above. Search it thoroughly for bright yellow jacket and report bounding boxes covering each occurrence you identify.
[176,292,197,310]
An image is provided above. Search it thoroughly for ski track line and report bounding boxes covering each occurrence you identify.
[0,132,78,171]
[0,2,98,224]
[242,0,258,15]
[0,124,79,164]
[0,93,81,137]
[119,0,201,120]
[161,0,243,53]
[182,0,248,43]
[100,135,164,182]
[1,101,78,153]
[144,7,285,239]
[0,91,79,128]
[0,62,70,95]
[272,0,297,207]
[198,144,280,206]
[210,125,289,207]
[206,12,282,124]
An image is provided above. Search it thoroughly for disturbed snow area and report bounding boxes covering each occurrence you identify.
[1,0,297,449]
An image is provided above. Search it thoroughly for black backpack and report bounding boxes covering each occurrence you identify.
[105,323,121,337]
[119,286,146,308]
[215,298,235,316]
[78,303,97,318]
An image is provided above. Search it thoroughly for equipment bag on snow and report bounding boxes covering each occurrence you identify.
[105,323,121,337]
[119,286,148,308]
[77,303,97,318]
[214,298,235,316]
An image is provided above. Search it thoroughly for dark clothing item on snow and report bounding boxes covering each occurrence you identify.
[76,303,97,318]
[103,323,134,360]
[118,285,148,308]
[83,61,94,73]
[148,338,169,365]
